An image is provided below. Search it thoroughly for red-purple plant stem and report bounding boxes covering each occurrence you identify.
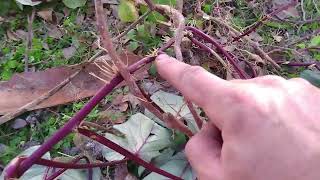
[5,35,174,178]
[186,100,203,129]
[233,0,298,42]
[4,55,172,179]
[78,128,183,180]
[45,156,87,180]
[16,157,128,169]
[186,26,250,79]
[278,61,320,71]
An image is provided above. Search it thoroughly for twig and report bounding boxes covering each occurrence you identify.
[163,113,194,137]
[313,0,320,15]
[233,0,298,42]
[176,0,183,13]
[196,10,281,69]
[114,10,152,40]
[25,8,36,72]
[301,0,306,21]
[78,128,182,180]
[186,100,203,129]
[154,5,185,61]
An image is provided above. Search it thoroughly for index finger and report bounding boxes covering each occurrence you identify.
[155,54,237,129]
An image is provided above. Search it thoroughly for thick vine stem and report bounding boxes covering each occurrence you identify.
[4,56,164,179]
[96,0,192,136]
[188,36,232,75]
[186,26,250,79]
[95,0,165,122]
[78,128,183,180]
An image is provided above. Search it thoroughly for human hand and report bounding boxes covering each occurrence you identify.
[155,54,320,180]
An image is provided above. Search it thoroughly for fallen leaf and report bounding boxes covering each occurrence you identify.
[145,90,200,133]
[15,30,28,40]
[11,118,27,129]
[16,0,42,6]
[6,30,19,41]
[122,93,140,108]
[63,46,77,59]
[63,0,87,9]
[48,27,63,39]
[37,9,53,22]
[102,113,173,161]
[0,52,142,115]
[143,152,196,180]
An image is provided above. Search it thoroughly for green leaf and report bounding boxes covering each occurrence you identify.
[296,43,306,49]
[143,152,196,180]
[118,0,139,23]
[127,41,139,51]
[309,36,320,47]
[145,90,200,133]
[7,60,18,69]
[203,4,212,14]
[102,113,173,162]
[15,0,41,6]
[62,0,87,9]
[300,70,320,88]
[148,63,157,76]
[1,70,13,80]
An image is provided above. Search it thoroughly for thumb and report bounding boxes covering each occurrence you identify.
[185,123,223,179]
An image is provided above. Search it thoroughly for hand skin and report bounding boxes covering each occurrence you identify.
[155,54,320,180]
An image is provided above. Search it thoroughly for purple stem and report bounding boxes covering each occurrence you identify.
[16,157,127,169]
[78,128,182,180]
[4,56,157,178]
[5,36,174,178]
[45,156,90,180]
[278,61,320,71]
[187,26,250,79]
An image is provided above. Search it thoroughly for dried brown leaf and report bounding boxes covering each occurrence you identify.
[0,52,142,115]
[37,9,53,22]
